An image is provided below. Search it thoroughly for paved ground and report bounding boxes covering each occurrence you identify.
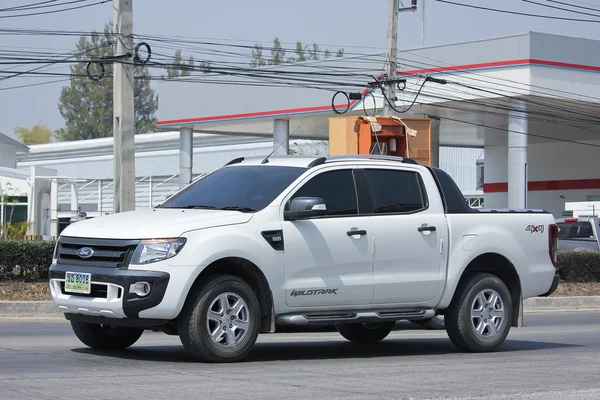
[1,312,599,400]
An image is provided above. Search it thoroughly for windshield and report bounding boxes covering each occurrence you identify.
[159,165,307,212]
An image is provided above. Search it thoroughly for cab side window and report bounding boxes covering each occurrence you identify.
[291,169,358,216]
[366,169,428,214]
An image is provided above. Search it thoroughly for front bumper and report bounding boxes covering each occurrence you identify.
[541,272,560,297]
[49,263,170,318]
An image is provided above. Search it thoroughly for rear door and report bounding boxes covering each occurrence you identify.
[362,166,448,304]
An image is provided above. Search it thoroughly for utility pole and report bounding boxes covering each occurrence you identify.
[112,0,135,213]
[421,0,426,46]
[382,0,400,117]
[382,1,417,117]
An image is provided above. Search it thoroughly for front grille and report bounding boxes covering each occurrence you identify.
[59,281,121,298]
[57,236,140,268]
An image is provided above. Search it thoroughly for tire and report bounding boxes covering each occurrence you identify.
[70,320,144,350]
[178,274,260,363]
[335,321,395,344]
[445,272,513,352]
[413,315,445,330]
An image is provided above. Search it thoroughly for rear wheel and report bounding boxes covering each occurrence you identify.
[178,274,260,363]
[445,272,512,352]
[335,321,395,344]
[70,320,143,350]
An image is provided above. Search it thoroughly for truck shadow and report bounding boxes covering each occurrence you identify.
[71,337,581,364]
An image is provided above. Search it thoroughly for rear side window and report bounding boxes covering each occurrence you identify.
[365,169,428,214]
[557,221,594,238]
[291,169,358,216]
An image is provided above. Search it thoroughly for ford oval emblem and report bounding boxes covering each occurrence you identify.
[77,247,94,259]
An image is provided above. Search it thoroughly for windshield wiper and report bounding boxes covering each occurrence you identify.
[179,205,219,210]
[219,206,256,213]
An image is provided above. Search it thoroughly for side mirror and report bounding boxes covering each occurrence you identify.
[284,197,327,221]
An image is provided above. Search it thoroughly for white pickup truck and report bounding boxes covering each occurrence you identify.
[49,155,560,362]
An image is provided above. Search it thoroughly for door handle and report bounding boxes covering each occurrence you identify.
[347,229,367,236]
[417,226,437,232]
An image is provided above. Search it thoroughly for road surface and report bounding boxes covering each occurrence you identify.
[1,311,599,399]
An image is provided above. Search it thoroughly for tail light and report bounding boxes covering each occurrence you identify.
[548,224,559,268]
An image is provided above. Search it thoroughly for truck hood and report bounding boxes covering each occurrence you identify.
[60,208,253,239]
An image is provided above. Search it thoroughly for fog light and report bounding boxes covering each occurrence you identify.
[129,281,151,297]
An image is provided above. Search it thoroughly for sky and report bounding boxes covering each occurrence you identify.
[1,0,600,141]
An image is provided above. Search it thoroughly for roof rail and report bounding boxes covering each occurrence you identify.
[308,154,418,168]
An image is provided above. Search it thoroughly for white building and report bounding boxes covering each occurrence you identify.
[0,132,30,235]
[17,30,600,236]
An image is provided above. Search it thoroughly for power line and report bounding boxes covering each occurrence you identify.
[0,0,58,12]
[0,77,69,91]
[0,0,90,13]
[433,0,600,22]
[522,0,600,18]
[546,0,600,13]
[0,0,109,18]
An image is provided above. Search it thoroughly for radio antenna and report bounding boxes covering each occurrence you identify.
[261,124,302,164]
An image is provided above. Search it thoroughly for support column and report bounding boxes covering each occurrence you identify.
[179,127,193,189]
[273,119,289,155]
[508,99,528,209]
[27,167,37,236]
[430,119,440,168]
[50,180,58,239]
[70,183,79,223]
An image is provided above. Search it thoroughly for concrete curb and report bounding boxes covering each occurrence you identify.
[523,296,600,313]
[0,301,62,318]
[1,297,600,318]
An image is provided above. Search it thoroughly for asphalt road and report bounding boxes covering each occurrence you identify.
[1,312,600,400]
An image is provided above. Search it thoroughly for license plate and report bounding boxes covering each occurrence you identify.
[65,272,91,294]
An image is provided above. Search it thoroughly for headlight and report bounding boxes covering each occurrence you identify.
[131,237,187,265]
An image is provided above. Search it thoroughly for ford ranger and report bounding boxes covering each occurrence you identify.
[48,155,560,362]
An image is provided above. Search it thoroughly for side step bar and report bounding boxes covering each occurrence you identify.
[276,309,436,326]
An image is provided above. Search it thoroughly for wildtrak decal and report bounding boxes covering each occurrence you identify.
[290,289,338,297]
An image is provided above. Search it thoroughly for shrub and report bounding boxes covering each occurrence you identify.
[557,251,600,283]
[0,240,55,281]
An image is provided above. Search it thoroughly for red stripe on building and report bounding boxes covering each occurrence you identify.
[157,59,600,126]
[397,59,531,76]
[484,179,600,193]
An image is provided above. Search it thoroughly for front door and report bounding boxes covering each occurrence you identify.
[282,168,374,307]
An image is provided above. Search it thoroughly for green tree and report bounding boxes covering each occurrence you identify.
[250,43,267,67]
[165,50,199,78]
[14,124,53,145]
[294,41,307,62]
[249,37,344,67]
[270,37,286,65]
[56,22,158,141]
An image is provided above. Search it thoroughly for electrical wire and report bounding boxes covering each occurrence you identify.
[0,0,109,19]
[522,0,600,17]
[0,0,90,13]
[546,0,600,13]
[433,0,600,22]
[0,0,58,12]
[0,77,70,91]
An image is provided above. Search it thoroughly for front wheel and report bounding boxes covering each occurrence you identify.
[70,320,144,350]
[445,272,513,352]
[335,321,395,344]
[178,274,260,363]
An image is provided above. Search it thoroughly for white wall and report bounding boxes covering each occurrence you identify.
[484,139,600,217]
[0,148,16,168]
